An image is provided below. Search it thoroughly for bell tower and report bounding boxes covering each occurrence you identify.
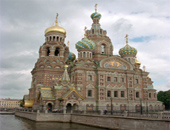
[29,14,70,102]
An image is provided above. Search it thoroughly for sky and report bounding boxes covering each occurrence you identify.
[0,0,170,99]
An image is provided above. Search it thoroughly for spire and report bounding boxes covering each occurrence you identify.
[61,65,70,81]
[84,26,87,38]
[125,34,128,45]
[55,13,59,25]
[95,4,97,12]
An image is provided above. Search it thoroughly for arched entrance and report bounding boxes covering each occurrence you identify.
[66,103,72,113]
[72,103,78,111]
[47,103,52,112]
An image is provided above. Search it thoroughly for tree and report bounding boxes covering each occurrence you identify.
[157,90,170,110]
[19,100,23,107]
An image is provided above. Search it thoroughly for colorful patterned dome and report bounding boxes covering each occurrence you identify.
[91,12,101,19]
[68,52,76,61]
[119,44,137,57]
[76,38,95,50]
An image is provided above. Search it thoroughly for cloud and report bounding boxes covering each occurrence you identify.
[0,0,170,98]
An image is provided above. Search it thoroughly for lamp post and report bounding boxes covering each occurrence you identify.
[110,97,113,115]
[146,100,148,114]
[140,98,143,115]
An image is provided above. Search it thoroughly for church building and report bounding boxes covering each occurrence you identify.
[23,5,163,112]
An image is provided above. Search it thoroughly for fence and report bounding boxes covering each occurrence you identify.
[15,108,170,120]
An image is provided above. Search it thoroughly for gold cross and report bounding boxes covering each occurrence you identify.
[95,4,97,12]
[125,34,128,45]
[55,13,59,24]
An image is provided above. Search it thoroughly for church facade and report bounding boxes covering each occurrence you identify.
[23,6,163,112]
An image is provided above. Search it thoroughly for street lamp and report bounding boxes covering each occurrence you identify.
[146,100,148,114]
[110,97,113,115]
[140,98,143,115]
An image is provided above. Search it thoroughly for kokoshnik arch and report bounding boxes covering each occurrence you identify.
[22,5,163,112]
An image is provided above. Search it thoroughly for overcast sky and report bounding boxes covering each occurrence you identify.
[0,0,170,99]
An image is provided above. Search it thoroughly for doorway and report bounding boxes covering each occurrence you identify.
[66,103,72,113]
[47,103,52,112]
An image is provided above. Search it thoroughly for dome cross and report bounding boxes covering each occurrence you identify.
[95,4,97,12]
[125,34,128,45]
[55,13,59,25]
[84,26,87,38]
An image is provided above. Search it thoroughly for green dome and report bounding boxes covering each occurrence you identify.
[119,44,137,57]
[76,38,95,50]
[91,12,101,19]
[68,52,76,61]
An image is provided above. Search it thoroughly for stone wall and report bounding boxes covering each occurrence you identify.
[15,112,170,130]
[71,114,170,130]
[15,111,71,122]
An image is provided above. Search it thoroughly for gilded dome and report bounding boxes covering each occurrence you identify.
[45,13,66,35]
[68,52,76,61]
[135,57,141,65]
[45,25,66,35]
[76,38,95,50]
[119,44,137,57]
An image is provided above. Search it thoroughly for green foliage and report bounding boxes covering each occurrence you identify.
[157,90,170,110]
[19,100,23,107]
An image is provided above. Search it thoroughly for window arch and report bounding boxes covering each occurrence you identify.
[101,44,105,54]
[83,52,86,57]
[88,75,92,81]
[53,36,55,41]
[57,36,59,41]
[49,36,52,41]
[92,29,94,34]
[90,53,92,58]
[46,47,50,56]
[55,47,60,56]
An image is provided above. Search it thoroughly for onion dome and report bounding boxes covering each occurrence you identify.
[45,13,66,35]
[91,4,101,19]
[76,38,95,50]
[76,26,95,50]
[68,52,76,61]
[91,12,101,19]
[119,34,137,57]
[135,57,141,65]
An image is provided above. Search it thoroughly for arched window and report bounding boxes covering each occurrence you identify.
[100,29,102,34]
[49,36,52,41]
[53,36,55,41]
[88,90,92,97]
[83,52,86,57]
[101,44,105,54]
[57,36,59,41]
[92,29,94,34]
[107,90,111,97]
[136,92,139,98]
[46,47,50,56]
[55,47,60,56]
[60,37,62,42]
[88,75,92,81]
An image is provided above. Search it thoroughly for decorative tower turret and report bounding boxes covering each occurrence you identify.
[119,34,137,64]
[29,14,70,103]
[75,27,95,61]
[86,4,113,61]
